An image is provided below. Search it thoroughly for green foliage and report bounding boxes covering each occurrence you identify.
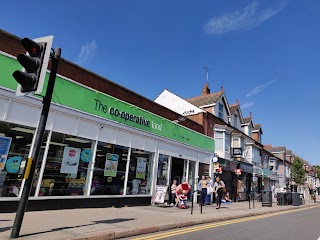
[292,156,306,185]
[315,165,320,179]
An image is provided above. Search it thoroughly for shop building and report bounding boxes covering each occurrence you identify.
[155,85,264,202]
[0,30,215,212]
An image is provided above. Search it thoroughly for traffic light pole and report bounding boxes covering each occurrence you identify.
[10,48,61,239]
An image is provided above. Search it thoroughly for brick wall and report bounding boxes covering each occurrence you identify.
[0,29,204,134]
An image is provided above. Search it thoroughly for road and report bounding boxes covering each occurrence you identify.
[132,205,320,240]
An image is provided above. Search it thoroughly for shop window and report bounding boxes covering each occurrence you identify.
[91,142,128,195]
[232,138,239,148]
[225,132,231,152]
[218,103,224,119]
[0,121,36,197]
[199,163,209,178]
[39,132,93,196]
[156,154,169,186]
[127,148,154,195]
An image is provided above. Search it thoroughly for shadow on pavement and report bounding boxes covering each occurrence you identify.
[0,227,12,233]
[20,218,135,237]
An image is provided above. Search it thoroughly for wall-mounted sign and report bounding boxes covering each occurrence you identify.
[213,162,220,170]
[212,156,218,163]
[232,148,242,156]
[240,162,253,173]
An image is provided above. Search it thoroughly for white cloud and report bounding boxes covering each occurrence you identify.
[76,40,97,65]
[246,80,275,97]
[241,102,255,109]
[204,0,285,35]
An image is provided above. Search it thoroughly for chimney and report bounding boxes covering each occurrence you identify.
[249,112,252,117]
[236,99,239,105]
[220,86,224,93]
[202,83,210,95]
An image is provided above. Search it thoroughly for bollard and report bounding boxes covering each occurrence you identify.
[252,193,255,208]
[191,190,203,215]
[248,193,251,209]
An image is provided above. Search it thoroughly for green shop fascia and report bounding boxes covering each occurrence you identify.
[0,53,214,153]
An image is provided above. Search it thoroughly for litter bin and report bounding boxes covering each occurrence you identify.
[277,193,287,206]
[292,192,301,206]
[262,190,272,207]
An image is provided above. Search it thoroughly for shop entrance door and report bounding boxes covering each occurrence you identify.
[170,157,185,185]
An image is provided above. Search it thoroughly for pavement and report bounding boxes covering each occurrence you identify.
[0,198,319,240]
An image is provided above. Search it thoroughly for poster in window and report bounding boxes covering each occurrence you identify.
[104,153,119,177]
[5,156,23,173]
[60,147,81,174]
[136,158,147,179]
[0,136,12,170]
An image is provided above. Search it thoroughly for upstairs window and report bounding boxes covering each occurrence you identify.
[234,114,238,128]
[218,103,224,119]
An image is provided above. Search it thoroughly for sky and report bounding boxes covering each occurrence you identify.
[1,0,319,165]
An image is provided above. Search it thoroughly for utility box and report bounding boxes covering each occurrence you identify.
[262,191,272,207]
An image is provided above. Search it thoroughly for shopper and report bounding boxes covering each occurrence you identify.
[213,176,225,209]
[170,180,177,205]
[198,175,208,206]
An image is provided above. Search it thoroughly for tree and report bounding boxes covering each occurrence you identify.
[292,156,306,185]
[315,165,320,180]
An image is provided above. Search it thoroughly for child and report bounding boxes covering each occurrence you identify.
[171,180,177,205]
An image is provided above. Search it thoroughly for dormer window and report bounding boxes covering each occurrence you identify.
[218,103,224,119]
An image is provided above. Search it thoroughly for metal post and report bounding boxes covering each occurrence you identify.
[10,48,61,239]
[191,193,194,215]
[200,190,203,214]
[252,192,255,208]
[249,192,251,209]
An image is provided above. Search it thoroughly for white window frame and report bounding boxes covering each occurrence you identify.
[218,103,224,119]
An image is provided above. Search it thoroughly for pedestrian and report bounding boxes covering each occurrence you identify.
[198,175,208,206]
[207,176,214,204]
[170,179,177,205]
[213,176,225,209]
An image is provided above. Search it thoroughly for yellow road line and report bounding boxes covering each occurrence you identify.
[132,205,318,240]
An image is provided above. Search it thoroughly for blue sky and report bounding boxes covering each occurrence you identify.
[1,0,319,165]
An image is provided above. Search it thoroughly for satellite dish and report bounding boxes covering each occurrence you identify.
[212,156,218,163]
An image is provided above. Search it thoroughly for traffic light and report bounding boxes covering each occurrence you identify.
[13,36,53,96]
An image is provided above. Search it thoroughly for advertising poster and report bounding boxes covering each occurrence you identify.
[104,153,119,177]
[60,147,81,174]
[136,158,147,179]
[0,170,7,186]
[152,185,168,204]
[80,149,92,162]
[5,156,23,173]
[0,136,12,170]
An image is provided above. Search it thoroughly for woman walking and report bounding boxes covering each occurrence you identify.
[213,176,225,209]
[198,175,208,206]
